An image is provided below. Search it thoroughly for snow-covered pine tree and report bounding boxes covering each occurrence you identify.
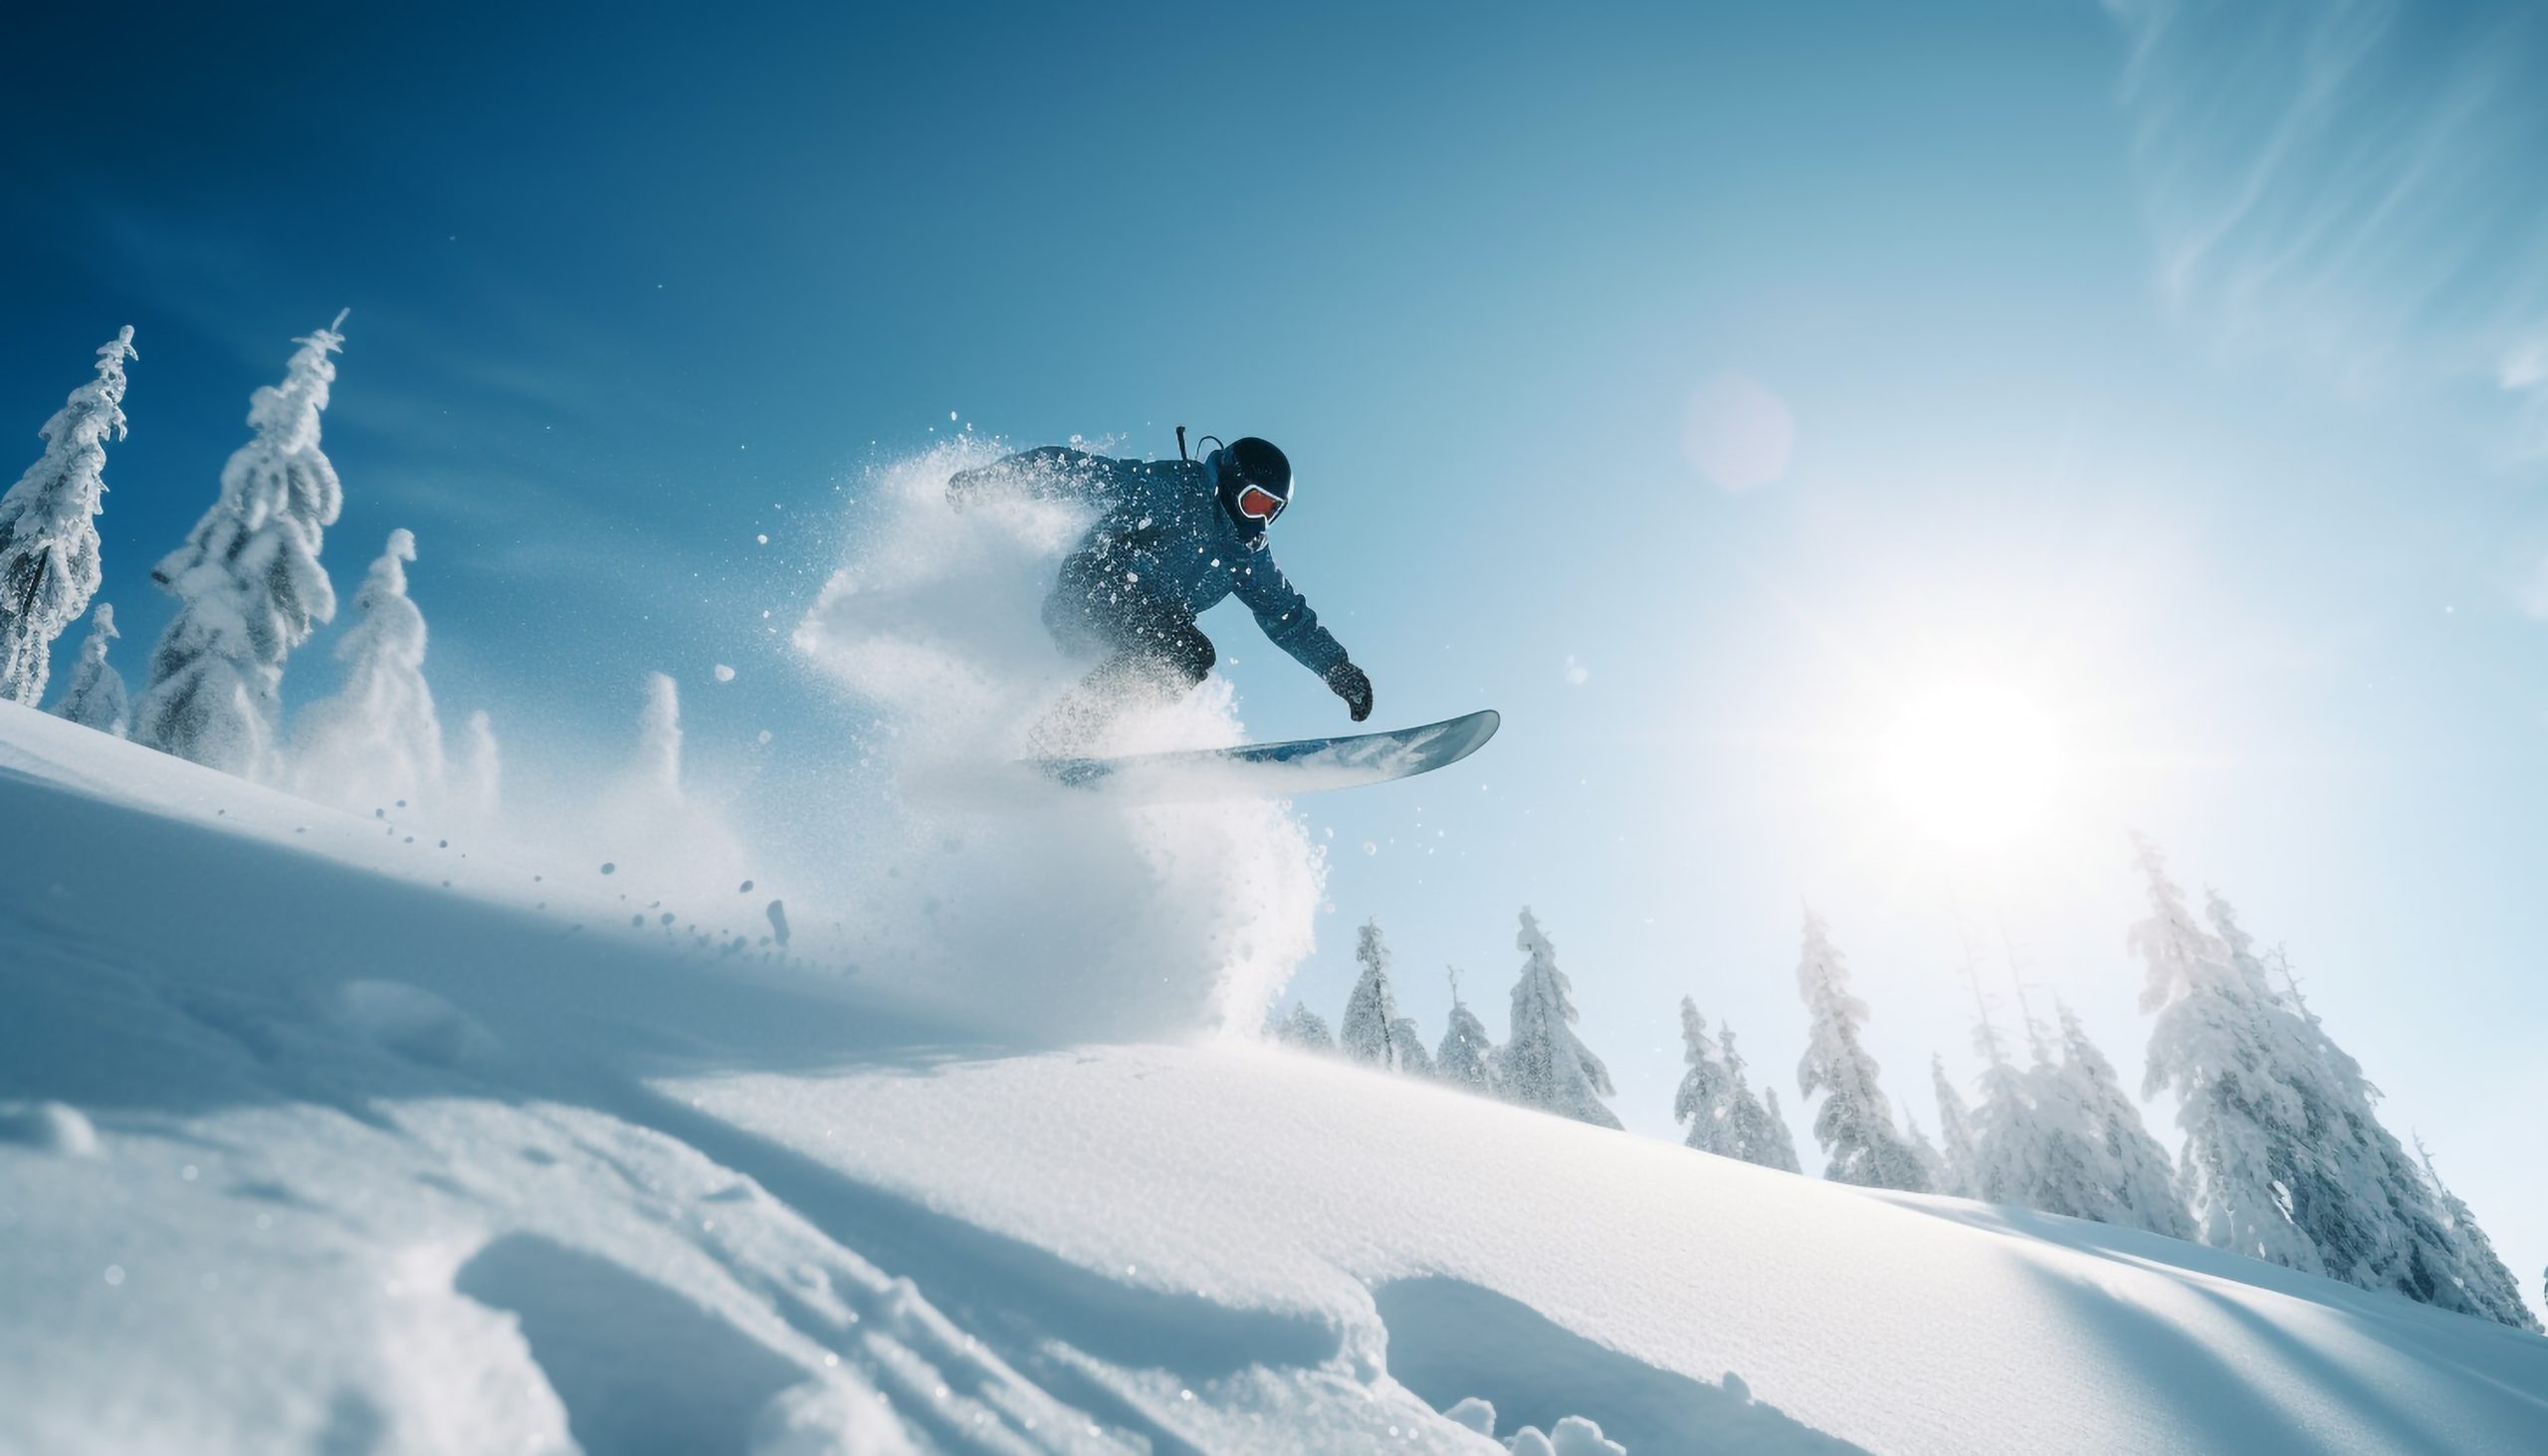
[1715,1024,1803,1172]
[1391,1018,1436,1078]
[1967,1048,2059,1213]
[1965,971,2144,1226]
[1673,998,1736,1154]
[48,602,128,737]
[2053,1000,2192,1239]
[1339,920,1412,1071]
[631,671,684,798]
[1757,1084,1805,1174]
[2415,1137,2537,1333]
[288,529,445,813]
[2133,838,2323,1272]
[2129,838,2526,1324]
[135,314,346,776]
[1435,969,1497,1094]
[1276,1001,1333,1052]
[2230,890,2539,1328]
[1902,1104,1953,1190]
[1793,907,1928,1190]
[1930,1055,1978,1198]
[451,709,502,819]
[1495,908,1621,1129]
[2199,889,2537,1330]
[0,327,136,707]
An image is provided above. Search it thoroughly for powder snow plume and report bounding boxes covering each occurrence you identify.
[793,441,1324,1042]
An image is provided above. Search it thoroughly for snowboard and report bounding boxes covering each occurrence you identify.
[1030,709,1500,798]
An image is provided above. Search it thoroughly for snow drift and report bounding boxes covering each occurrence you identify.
[3,703,2545,1454]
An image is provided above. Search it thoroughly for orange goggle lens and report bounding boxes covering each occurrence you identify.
[1235,483,1286,520]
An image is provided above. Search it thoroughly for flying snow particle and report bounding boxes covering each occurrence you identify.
[599,862,616,876]
[755,729,772,744]
[1363,841,1379,856]
[714,664,736,683]
[1563,654,1590,686]
[756,533,769,545]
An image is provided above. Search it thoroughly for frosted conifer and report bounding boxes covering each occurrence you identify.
[1276,1001,1333,1052]
[1930,1055,1978,1198]
[1718,1024,1802,1172]
[48,602,128,737]
[1390,1018,1435,1078]
[1794,908,1928,1190]
[0,327,135,706]
[1495,909,1621,1129]
[1756,1085,1805,1174]
[2133,838,2323,1272]
[1339,920,1412,1070]
[1435,970,1497,1094]
[2136,835,2537,1328]
[452,709,502,819]
[2416,1139,2536,1333]
[136,315,346,776]
[1673,998,1736,1154]
[1903,1105,1952,1191]
[2053,1000,2192,1239]
[289,529,444,812]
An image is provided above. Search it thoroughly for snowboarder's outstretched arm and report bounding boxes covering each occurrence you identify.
[1233,553,1374,721]
[946,447,1119,509]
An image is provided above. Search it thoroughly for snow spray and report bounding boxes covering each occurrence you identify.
[792,441,1324,1042]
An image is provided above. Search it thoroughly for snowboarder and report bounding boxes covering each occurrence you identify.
[948,435,1375,735]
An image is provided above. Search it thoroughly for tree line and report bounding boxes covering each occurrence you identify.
[1275,838,2539,1332]
[0,318,493,815]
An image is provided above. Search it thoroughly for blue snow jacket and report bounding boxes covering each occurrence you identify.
[949,446,1351,676]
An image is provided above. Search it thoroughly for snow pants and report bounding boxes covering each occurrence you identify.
[1043,549,1215,702]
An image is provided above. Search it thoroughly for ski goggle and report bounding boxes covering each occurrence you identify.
[1234,483,1287,522]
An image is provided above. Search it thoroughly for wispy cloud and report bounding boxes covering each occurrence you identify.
[2104,0,2548,457]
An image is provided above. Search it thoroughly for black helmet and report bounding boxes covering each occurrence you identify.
[1210,437,1292,531]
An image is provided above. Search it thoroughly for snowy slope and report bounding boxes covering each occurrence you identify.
[3,701,2546,1455]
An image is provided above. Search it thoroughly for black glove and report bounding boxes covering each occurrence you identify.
[1326,661,1374,723]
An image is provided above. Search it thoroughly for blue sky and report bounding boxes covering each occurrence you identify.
[7,2,2547,1303]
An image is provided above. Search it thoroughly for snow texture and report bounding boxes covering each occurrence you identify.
[0,327,134,707]
[48,602,128,738]
[134,315,344,778]
[2,704,2546,1452]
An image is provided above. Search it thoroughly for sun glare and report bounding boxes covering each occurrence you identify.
[1876,680,2065,849]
